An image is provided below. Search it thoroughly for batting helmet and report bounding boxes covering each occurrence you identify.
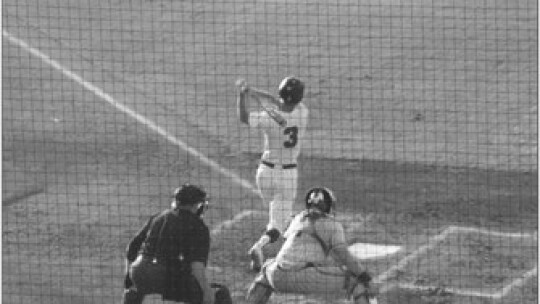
[278,76,305,105]
[305,187,336,214]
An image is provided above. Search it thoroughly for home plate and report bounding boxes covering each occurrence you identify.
[348,243,402,260]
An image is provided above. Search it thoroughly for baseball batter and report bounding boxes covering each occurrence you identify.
[237,76,309,272]
[246,187,379,304]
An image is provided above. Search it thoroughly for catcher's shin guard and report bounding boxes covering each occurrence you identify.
[246,272,273,304]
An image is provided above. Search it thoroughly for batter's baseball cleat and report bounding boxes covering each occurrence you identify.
[248,244,265,272]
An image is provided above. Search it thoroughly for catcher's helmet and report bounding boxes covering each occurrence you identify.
[278,76,305,105]
[173,184,207,205]
[305,187,336,214]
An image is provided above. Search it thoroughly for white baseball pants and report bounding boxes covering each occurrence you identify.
[255,163,298,234]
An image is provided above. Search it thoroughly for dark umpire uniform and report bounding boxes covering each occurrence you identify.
[122,184,232,304]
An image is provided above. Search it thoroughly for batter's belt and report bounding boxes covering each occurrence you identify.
[261,160,297,169]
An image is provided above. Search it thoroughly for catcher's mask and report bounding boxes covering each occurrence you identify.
[278,76,304,106]
[305,187,336,214]
[173,184,209,217]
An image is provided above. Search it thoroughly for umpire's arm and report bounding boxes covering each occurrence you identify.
[126,214,156,262]
[124,214,156,289]
[188,224,214,304]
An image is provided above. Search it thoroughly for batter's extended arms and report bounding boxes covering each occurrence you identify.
[236,79,287,127]
[248,87,282,107]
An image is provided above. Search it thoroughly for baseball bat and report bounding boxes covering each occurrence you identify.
[236,79,287,127]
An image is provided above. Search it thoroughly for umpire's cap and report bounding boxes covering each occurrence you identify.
[173,184,207,205]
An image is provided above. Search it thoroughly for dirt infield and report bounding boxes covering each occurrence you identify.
[2,0,537,303]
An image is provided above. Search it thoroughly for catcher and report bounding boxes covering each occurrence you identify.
[246,187,379,304]
[122,184,232,304]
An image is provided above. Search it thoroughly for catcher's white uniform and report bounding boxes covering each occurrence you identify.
[249,102,309,234]
[247,210,376,304]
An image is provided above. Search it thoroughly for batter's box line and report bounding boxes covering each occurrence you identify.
[394,266,538,300]
[377,225,537,299]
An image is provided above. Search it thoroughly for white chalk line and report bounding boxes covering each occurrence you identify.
[3,29,258,196]
[498,266,538,299]
[396,266,537,299]
[3,29,261,252]
[376,227,456,286]
[379,225,537,299]
[452,225,536,239]
[396,283,498,298]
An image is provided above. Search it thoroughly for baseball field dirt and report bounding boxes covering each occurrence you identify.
[2,0,537,303]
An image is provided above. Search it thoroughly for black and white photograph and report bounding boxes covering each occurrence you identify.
[2,0,538,303]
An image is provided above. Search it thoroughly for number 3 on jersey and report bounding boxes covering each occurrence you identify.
[283,126,298,148]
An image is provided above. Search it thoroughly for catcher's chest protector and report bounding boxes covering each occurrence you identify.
[293,213,330,256]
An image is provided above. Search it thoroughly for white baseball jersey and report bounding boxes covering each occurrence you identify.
[249,103,309,165]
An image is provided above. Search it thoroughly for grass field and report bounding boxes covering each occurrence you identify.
[2,0,538,303]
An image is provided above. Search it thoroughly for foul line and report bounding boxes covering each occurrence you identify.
[3,30,258,195]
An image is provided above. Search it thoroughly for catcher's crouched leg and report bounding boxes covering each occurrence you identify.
[246,271,273,304]
[211,283,233,304]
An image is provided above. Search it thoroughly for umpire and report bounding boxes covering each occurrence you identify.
[122,183,232,304]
